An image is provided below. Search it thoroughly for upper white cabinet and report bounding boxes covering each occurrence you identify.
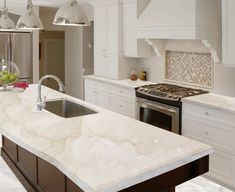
[94,5,118,54]
[91,0,136,80]
[122,0,151,58]
[222,0,235,67]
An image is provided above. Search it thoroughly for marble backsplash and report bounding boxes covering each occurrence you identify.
[165,51,213,88]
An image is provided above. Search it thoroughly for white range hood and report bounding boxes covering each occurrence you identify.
[136,0,220,62]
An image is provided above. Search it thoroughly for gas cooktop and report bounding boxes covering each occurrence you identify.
[136,83,208,102]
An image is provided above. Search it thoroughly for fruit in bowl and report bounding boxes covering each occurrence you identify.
[0,70,18,85]
[0,62,20,90]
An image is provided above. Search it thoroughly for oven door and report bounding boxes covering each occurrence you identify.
[136,98,180,134]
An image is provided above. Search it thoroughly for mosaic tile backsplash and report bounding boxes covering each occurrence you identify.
[165,51,212,88]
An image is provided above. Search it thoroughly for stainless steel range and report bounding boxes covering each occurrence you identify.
[136,83,208,134]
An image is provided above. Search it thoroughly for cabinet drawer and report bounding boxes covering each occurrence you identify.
[183,103,235,125]
[3,136,17,161]
[110,85,135,98]
[183,115,235,154]
[110,96,135,117]
[18,146,37,184]
[207,150,235,188]
[85,79,109,92]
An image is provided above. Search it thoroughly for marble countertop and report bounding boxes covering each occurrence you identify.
[0,85,213,192]
[85,75,155,89]
[182,93,235,114]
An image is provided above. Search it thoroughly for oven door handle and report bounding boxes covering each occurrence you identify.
[136,98,179,115]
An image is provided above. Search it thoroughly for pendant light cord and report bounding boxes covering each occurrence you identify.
[27,0,33,12]
[2,0,8,15]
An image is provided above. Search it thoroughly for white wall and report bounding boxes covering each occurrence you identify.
[65,25,94,100]
[65,27,83,99]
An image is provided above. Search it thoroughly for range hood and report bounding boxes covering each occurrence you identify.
[136,0,220,62]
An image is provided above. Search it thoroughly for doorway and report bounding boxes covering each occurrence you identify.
[39,31,65,90]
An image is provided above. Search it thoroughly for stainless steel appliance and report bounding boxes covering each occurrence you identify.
[0,32,33,83]
[136,84,208,134]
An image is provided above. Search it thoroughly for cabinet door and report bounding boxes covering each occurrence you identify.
[107,5,118,54]
[222,0,235,66]
[97,90,109,109]
[94,7,108,53]
[85,87,97,105]
[94,53,108,77]
[123,2,138,56]
[67,178,83,192]
[38,158,65,192]
[18,146,37,184]
[3,136,17,161]
[110,96,135,117]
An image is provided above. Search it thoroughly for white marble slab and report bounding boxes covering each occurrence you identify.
[182,93,235,114]
[177,176,233,192]
[0,157,26,192]
[0,85,213,192]
[85,75,155,89]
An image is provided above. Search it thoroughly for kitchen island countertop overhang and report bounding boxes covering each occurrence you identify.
[0,85,213,192]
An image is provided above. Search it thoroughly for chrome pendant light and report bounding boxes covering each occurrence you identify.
[16,0,43,30]
[0,0,15,30]
[53,0,89,26]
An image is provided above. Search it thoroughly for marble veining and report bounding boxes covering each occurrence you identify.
[0,85,213,192]
[182,93,235,114]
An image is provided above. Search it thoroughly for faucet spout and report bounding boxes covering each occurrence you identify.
[37,75,65,111]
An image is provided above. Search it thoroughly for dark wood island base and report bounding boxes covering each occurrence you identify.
[1,136,209,192]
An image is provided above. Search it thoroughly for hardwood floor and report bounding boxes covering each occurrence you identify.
[0,156,232,192]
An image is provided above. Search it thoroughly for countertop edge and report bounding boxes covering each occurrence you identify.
[182,97,235,115]
[84,75,155,89]
[0,127,214,192]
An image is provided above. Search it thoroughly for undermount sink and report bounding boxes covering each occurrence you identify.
[45,99,97,118]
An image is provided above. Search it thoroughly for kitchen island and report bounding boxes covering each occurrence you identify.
[0,85,213,192]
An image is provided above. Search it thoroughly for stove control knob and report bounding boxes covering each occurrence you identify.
[144,88,149,92]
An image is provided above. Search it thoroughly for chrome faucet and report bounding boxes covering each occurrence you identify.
[37,75,65,111]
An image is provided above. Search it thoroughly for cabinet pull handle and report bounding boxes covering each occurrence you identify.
[120,105,123,108]
[205,112,210,116]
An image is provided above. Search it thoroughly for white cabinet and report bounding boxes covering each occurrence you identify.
[182,102,235,188]
[85,78,136,118]
[92,0,136,80]
[94,6,108,53]
[85,87,109,109]
[122,0,151,58]
[222,0,235,67]
[94,54,119,79]
[94,5,118,54]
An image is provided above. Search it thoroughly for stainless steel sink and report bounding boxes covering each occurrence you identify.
[45,99,97,118]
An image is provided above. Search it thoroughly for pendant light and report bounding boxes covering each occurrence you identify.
[0,0,15,30]
[53,0,89,26]
[16,0,43,30]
